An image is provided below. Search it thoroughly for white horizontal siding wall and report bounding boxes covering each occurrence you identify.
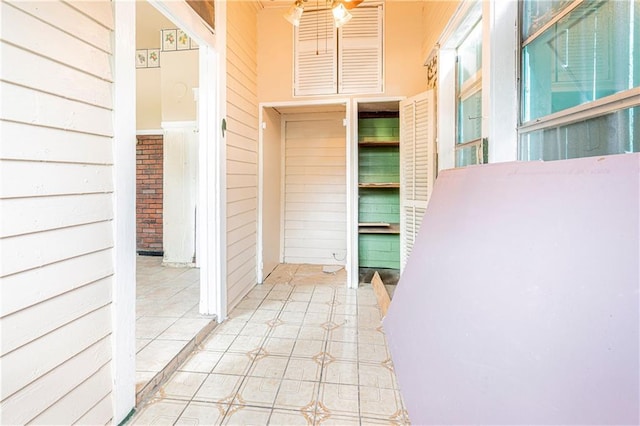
[283,116,347,265]
[226,0,260,309]
[0,1,115,424]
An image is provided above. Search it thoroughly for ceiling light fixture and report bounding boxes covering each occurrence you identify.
[283,0,305,26]
[331,0,352,28]
[341,0,363,9]
[284,0,361,28]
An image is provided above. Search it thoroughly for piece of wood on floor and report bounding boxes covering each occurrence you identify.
[371,271,391,317]
[322,265,343,274]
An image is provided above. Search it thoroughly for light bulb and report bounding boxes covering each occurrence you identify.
[284,0,305,26]
[331,1,352,27]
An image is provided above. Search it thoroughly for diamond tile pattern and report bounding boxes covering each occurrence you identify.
[131,264,409,425]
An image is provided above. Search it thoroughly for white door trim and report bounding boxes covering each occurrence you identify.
[350,96,404,288]
[257,106,265,283]
[196,44,226,319]
[112,1,136,422]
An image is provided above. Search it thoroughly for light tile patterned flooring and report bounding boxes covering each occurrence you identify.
[136,256,215,399]
[131,263,409,425]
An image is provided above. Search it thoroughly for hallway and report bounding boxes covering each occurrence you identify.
[131,264,408,425]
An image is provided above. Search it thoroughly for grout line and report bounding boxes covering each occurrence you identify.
[136,265,404,425]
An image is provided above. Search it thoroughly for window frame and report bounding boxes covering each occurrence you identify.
[517,0,640,157]
[454,18,484,166]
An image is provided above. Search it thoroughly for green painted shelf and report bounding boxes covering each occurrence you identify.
[357,116,401,270]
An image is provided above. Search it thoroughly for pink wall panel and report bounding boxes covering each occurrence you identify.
[384,154,639,424]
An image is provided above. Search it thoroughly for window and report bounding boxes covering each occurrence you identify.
[455,20,483,167]
[519,0,640,161]
[294,5,383,96]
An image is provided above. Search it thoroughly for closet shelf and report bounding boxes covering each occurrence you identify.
[359,141,399,147]
[358,223,400,234]
[358,182,400,188]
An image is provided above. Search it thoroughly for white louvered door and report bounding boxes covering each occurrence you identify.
[400,90,436,270]
[338,5,383,94]
[294,10,337,96]
[294,5,382,96]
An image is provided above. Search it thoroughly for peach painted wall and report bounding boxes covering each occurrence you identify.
[257,1,432,102]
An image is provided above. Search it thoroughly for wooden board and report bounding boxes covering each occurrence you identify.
[371,271,391,317]
[358,182,400,188]
[359,223,400,234]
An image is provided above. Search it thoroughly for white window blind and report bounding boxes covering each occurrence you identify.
[339,5,383,94]
[294,5,382,96]
[400,90,436,270]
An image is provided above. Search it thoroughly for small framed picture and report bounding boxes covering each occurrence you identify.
[135,49,148,68]
[147,49,160,68]
[190,38,198,50]
[177,29,190,50]
[161,29,177,51]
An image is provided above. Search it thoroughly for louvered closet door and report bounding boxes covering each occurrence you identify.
[294,10,337,96]
[339,5,383,94]
[400,90,436,270]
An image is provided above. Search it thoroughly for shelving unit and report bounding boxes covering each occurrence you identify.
[358,114,401,270]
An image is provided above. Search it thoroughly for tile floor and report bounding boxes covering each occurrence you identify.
[136,256,216,402]
[130,263,409,425]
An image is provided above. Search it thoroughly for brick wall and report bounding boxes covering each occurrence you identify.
[136,135,163,254]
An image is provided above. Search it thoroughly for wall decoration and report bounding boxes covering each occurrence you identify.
[136,49,148,68]
[162,29,177,51]
[177,29,190,50]
[425,49,438,90]
[147,49,160,68]
[160,28,199,52]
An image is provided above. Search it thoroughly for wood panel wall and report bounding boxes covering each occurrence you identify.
[421,0,461,59]
[0,1,115,423]
[283,118,347,265]
[226,0,261,308]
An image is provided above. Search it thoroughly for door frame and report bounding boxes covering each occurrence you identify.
[112,0,226,422]
[257,99,353,286]
[349,96,405,288]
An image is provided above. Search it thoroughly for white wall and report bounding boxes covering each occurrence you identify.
[0,1,115,423]
[160,47,199,265]
[226,0,261,308]
[163,124,198,264]
[260,107,283,278]
[283,114,347,265]
[160,49,199,122]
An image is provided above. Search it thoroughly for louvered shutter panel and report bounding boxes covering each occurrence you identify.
[338,5,383,94]
[400,90,436,270]
[294,11,338,96]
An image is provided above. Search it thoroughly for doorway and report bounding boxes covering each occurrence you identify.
[113,0,225,418]
[258,102,351,286]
